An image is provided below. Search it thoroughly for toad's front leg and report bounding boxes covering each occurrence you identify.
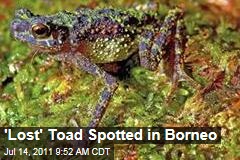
[55,52,118,128]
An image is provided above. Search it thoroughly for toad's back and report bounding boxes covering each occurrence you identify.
[11,8,161,63]
[71,8,161,63]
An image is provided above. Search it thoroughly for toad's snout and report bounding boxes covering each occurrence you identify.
[11,20,30,35]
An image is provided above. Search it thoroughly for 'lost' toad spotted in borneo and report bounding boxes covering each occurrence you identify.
[11,6,191,127]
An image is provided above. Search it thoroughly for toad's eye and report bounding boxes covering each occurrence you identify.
[32,23,50,38]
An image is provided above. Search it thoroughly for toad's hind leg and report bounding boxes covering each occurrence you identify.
[173,19,189,84]
[165,18,200,103]
[173,19,200,90]
[139,8,198,102]
[139,8,184,71]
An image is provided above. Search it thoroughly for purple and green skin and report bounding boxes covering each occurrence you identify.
[11,7,186,128]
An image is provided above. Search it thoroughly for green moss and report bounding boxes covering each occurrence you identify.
[216,18,240,47]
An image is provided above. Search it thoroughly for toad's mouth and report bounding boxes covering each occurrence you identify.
[30,44,60,53]
[12,31,61,53]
